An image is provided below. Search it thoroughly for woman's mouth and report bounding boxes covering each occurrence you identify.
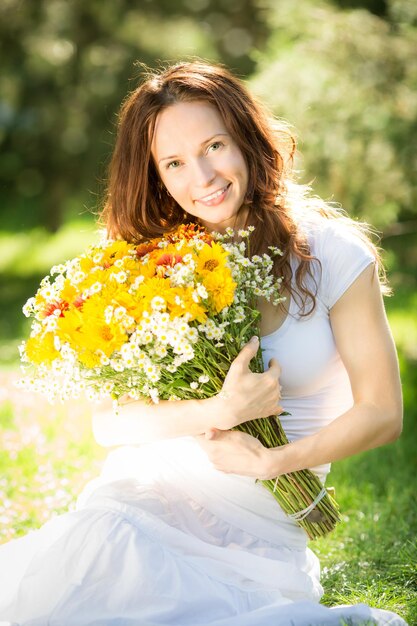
[195,184,231,207]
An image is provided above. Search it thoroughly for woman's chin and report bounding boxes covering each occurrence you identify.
[198,210,242,233]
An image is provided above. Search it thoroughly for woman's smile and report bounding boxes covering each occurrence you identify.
[195,183,231,206]
[151,101,249,232]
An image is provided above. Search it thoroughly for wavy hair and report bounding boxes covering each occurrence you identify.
[101,59,387,314]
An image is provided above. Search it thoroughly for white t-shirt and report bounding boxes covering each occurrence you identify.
[260,218,376,481]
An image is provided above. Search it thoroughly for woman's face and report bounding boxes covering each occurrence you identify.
[151,100,249,233]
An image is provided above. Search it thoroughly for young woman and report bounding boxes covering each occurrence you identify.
[0,60,405,625]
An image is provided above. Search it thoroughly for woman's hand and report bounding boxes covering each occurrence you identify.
[195,428,277,479]
[214,336,283,430]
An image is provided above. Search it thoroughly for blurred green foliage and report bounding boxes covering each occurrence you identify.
[0,0,269,231]
[1,0,416,234]
[250,0,417,231]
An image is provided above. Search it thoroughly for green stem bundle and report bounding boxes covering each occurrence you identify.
[234,344,341,540]
[235,416,341,540]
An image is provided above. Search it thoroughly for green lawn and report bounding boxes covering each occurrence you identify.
[0,223,415,624]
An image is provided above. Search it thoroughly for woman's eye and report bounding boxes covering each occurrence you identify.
[167,160,181,170]
[209,141,222,152]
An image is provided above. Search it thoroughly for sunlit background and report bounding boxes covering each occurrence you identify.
[0,0,416,620]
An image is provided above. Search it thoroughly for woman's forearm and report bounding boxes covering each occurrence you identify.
[92,337,283,448]
[264,400,403,479]
[92,394,225,447]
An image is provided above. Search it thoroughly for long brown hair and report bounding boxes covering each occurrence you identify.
[101,59,386,313]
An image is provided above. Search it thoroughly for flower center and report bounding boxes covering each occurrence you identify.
[203,259,219,271]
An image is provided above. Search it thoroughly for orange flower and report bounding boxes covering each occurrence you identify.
[136,242,159,258]
[166,223,213,244]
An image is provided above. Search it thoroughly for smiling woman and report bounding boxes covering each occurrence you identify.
[151,101,249,233]
[0,59,406,626]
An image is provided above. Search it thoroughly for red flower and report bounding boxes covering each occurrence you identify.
[73,295,85,309]
[42,300,69,318]
[156,253,183,267]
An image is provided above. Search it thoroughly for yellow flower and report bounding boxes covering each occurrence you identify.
[203,269,236,313]
[111,287,146,323]
[101,240,132,267]
[167,286,207,323]
[79,256,96,274]
[34,292,47,311]
[57,301,127,360]
[56,308,82,344]
[78,350,102,368]
[77,298,127,353]
[80,321,126,357]
[136,277,171,311]
[198,242,228,271]
[25,333,59,365]
[123,257,142,276]
[60,279,78,304]
[136,259,157,279]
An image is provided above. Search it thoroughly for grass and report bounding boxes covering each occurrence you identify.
[0,223,415,624]
[0,374,106,541]
[315,369,417,621]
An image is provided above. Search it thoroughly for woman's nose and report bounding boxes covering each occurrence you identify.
[192,157,216,187]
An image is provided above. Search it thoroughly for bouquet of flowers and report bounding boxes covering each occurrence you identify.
[19,223,340,539]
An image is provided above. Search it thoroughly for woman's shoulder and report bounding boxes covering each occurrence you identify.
[293,212,376,310]
[295,212,373,263]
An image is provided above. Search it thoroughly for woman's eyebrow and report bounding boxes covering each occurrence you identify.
[158,133,229,164]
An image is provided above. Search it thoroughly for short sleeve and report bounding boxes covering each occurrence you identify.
[314,220,376,310]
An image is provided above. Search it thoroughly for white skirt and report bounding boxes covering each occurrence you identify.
[0,438,407,625]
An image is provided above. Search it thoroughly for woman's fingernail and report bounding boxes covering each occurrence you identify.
[250,336,258,343]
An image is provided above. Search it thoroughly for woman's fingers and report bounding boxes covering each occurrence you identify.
[216,337,284,427]
[196,430,271,478]
[268,357,281,377]
[231,336,259,371]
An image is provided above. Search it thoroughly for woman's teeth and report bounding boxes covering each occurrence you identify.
[198,184,229,204]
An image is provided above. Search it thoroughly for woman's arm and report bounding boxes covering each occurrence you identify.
[197,263,403,479]
[265,263,402,477]
[92,336,282,447]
